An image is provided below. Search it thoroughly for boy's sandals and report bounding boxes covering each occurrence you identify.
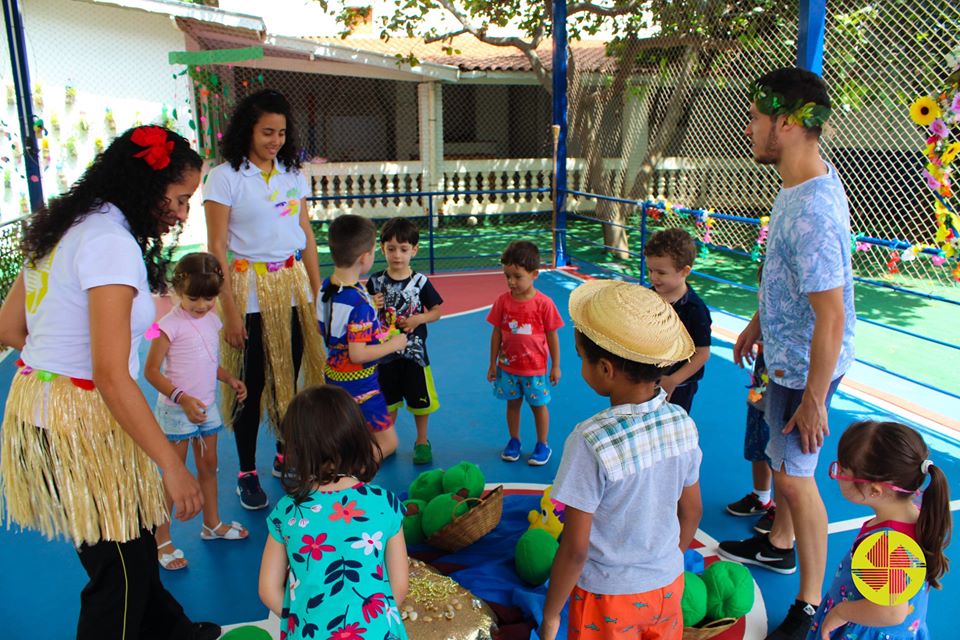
[200,520,248,541]
[157,540,188,571]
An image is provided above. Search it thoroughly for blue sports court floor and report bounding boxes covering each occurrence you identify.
[0,269,957,638]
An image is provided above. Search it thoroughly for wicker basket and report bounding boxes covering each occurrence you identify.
[427,485,504,552]
[682,617,738,640]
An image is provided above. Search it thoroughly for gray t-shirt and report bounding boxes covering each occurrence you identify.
[551,391,702,594]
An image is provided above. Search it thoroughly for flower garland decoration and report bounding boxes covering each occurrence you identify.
[909,67,960,276]
[751,215,769,262]
[749,83,832,129]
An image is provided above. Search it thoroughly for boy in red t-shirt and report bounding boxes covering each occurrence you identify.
[486,241,564,465]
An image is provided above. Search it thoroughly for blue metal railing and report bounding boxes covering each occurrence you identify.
[560,188,960,398]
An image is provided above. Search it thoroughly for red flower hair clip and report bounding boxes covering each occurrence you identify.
[131,126,174,171]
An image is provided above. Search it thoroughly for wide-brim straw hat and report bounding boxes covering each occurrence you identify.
[569,279,695,366]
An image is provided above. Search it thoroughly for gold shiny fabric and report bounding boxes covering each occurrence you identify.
[220,261,325,433]
[0,372,167,545]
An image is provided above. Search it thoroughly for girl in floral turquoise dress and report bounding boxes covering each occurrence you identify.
[259,385,409,640]
[809,421,951,640]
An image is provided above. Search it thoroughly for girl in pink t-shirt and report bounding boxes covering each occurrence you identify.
[145,253,249,570]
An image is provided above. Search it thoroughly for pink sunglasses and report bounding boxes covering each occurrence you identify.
[828,461,920,496]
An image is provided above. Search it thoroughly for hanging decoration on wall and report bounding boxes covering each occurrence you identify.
[909,64,960,278]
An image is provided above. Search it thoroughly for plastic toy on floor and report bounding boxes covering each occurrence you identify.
[514,485,566,586]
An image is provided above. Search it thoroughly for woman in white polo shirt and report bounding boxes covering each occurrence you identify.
[204,90,325,510]
[0,127,219,639]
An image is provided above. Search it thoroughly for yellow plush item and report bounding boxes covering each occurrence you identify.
[526,485,565,539]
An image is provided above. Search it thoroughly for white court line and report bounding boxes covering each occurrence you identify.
[440,304,492,320]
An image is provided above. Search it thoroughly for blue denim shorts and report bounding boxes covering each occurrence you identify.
[492,367,551,407]
[764,377,842,477]
[155,401,224,441]
[744,403,770,463]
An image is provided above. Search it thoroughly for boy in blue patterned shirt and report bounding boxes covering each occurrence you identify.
[318,214,408,459]
[541,280,703,640]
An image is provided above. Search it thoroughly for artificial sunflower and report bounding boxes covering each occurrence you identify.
[942,142,960,165]
[910,96,941,126]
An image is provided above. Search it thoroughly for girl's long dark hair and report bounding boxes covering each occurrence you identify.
[280,385,381,504]
[838,421,952,588]
[220,89,301,171]
[21,126,202,293]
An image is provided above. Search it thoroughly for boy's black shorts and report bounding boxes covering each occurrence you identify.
[377,358,440,415]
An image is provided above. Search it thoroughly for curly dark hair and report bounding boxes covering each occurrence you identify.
[220,90,301,171]
[644,228,697,269]
[754,67,831,137]
[21,126,202,293]
[501,240,541,272]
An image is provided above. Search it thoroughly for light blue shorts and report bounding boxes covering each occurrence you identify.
[155,401,224,441]
[492,367,551,407]
[764,377,841,477]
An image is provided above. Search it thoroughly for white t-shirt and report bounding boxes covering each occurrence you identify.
[20,203,156,379]
[202,160,311,314]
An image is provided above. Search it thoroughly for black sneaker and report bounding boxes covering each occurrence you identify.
[717,533,796,574]
[754,506,776,534]
[236,472,269,510]
[189,622,222,640]
[272,454,284,478]
[726,493,770,517]
[765,600,817,640]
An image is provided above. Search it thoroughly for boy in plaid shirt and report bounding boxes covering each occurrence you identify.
[541,280,703,640]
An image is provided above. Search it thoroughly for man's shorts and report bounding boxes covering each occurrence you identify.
[326,373,394,433]
[155,401,223,441]
[377,358,440,416]
[492,367,551,407]
[764,377,842,477]
[744,403,770,463]
[567,573,684,640]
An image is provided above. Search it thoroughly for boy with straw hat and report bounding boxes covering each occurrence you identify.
[540,279,703,640]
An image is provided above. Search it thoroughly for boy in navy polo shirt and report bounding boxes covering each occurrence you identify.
[644,228,712,414]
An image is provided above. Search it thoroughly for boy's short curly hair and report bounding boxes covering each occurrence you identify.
[328,214,377,267]
[644,228,697,269]
[576,330,669,383]
[501,240,540,272]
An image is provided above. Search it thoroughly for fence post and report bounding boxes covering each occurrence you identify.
[2,0,43,213]
[797,0,827,75]
[551,0,568,267]
[639,201,648,286]
[428,195,435,275]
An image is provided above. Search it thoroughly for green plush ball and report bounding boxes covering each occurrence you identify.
[702,561,754,620]
[220,626,273,640]
[422,492,470,538]
[402,499,427,545]
[408,469,445,503]
[442,461,485,499]
[514,529,559,586]
[681,571,708,627]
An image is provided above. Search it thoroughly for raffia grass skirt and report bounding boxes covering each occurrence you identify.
[220,261,326,433]
[0,373,167,545]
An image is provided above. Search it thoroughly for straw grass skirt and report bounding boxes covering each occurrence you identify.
[0,372,167,545]
[220,260,326,432]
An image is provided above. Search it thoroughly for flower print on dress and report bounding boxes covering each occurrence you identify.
[347,531,384,557]
[328,621,366,640]
[356,591,388,623]
[330,498,368,524]
[299,533,336,562]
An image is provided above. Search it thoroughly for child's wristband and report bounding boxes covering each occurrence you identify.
[170,387,184,404]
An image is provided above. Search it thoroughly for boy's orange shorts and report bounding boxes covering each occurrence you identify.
[567,573,684,640]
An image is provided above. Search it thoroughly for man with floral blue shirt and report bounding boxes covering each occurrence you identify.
[717,67,855,640]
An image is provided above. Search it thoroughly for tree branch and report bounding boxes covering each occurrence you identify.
[434,0,535,51]
[568,1,645,18]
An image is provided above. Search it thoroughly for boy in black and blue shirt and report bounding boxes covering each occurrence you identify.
[366,217,443,464]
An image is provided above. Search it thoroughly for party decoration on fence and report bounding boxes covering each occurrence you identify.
[909,65,960,278]
[751,215,769,262]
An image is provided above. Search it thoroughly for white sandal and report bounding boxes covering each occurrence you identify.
[157,540,188,571]
[200,520,248,541]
